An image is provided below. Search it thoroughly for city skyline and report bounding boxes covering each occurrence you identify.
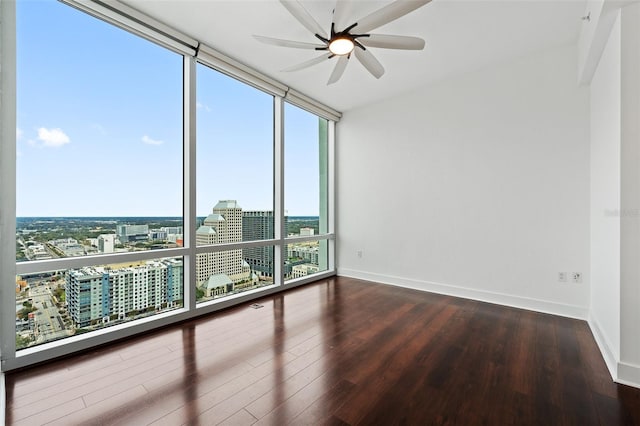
[16,203,322,264]
[15,213,320,219]
[16,200,324,348]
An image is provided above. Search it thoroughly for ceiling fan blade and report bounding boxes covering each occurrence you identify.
[332,0,354,33]
[354,47,385,79]
[253,35,325,50]
[359,34,425,50]
[352,0,432,34]
[280,0,328,39]
[327,56,349,85]
[281,53,332,72]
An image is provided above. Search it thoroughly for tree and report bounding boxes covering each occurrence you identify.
[196,287,205,300]
[53,287,65,303]
[17,304,36,321]
[16,334,32,349]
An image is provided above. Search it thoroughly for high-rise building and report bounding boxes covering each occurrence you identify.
[196,200,251,287]
[241,211,290,278]
[66,258,183,328]
[97,234,115,253]
[242,210,274,277]
[116,224,149,243]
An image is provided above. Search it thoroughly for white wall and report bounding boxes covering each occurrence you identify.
[337,43,590,318]
[589,11,621,375]
[619,3,640,386]
[583,1,640,389]
[578,0,605,83]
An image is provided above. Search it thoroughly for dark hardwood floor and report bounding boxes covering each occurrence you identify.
[5,276,640,425]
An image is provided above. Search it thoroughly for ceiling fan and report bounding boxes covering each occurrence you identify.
[254,0,432,85]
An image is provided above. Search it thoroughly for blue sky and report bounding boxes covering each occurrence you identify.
[16,1,322,217]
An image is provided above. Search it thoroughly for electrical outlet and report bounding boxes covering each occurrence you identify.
[558,272,567,282]
[571,272,582,283]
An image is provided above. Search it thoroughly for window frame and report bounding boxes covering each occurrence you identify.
[1,0,337,372]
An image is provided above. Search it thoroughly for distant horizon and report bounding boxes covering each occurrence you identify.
[16,215,320,219]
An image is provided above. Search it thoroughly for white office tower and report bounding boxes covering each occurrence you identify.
[196,200,251,286]
[98,234,116,253]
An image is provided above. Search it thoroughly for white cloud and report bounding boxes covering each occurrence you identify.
[196,101,212,112]
[17,128,23,140]
[37,127,70,148]
[141,135,164,145]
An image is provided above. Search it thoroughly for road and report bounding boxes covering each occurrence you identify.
[29,283,70,343]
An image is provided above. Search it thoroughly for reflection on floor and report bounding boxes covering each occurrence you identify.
[5,276,640,425]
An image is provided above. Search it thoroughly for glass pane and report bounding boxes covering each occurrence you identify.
[284,240,329,282]
[16,2,183,263]
[196,248,275,304]
[196,64,274,241]
[16,257,184,350]
[195,65,275,298]
[284,103,329,236]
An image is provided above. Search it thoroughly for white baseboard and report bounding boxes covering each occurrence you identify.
[1,372,5,426]
[588,315,619,381]
[618,362,640,388]
[337,268,589,320]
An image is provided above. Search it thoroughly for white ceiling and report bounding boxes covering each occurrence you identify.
[122,0,587,112]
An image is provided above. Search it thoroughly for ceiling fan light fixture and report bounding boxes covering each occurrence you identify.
[328,36,355,56]
[256,0,432,84]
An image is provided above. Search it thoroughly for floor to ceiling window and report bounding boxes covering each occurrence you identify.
[196,64,275,303]
[284,103,330,282]
[15,1,184,350]
[4,0,335,369]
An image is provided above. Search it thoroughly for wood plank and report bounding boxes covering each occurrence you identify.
[5,276,640,426]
